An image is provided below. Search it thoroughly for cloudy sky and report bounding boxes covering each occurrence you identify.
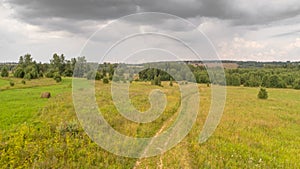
[0,0,300,62]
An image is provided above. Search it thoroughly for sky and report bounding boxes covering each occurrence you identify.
[0,0,300,63]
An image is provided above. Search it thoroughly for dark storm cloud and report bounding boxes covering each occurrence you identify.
[3,0,300,33]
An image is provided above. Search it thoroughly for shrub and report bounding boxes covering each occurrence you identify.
[9,81,15,87]
[87,71,103,81]
[103,77,109,84]
[39,71,44,78]
[258,88,268,99]
[169,79,173,86]
[54,73,62,83]
[45,71,54,78]
[153,76,161,86]
[21,80,26,85]
[14,67,25,78]
[24,73,32,80]
[57,120,81,136]
[95,71,103,80]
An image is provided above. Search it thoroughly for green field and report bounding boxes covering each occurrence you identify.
[0,78,71,131]
[0,79,9,88]
[0,78,299,168]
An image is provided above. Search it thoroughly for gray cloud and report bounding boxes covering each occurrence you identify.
[272,29,300,38]
[4,0,300,34]
[1,0,300,62]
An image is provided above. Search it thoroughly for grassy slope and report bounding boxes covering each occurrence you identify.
[0,79,299,168]
[0,78,71,131]
[0,79,8,88]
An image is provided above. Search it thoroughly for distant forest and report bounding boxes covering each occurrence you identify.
[1,54,300,89]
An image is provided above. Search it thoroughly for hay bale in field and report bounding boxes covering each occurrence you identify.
[41,92,51,98]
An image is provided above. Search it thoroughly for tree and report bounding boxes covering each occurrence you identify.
[95,72,103,80]
[73,57,87,78]
[258,88,268,99]
[24,54,33,67]
[14,67,25,78]
[169,79,173,86]
[153,75,161,86]
[1,66,9,77]
[64,60,73,77]
[86,70,102,80]
[244,73,260,87]
[86,71,95,80]
[293,79,300,90]
[14,54,40,79]
[268,75,286,88]
[50,53,66,75]
[18,56,24,67]
[226,73,241,86]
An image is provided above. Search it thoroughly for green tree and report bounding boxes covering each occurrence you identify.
[293,79,300,90]
[14,54,40,79]
[24,54,33,67]
[1,66,9,77]
[50,53,66,75]
[244,74,260,87]
[226,73,241,86]
[73,57,87,78]
[268,75,286,88]
[63,60,73,77]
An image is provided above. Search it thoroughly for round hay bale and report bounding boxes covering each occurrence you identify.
[41,92,51,98]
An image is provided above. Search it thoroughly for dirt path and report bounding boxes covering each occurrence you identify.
[133,110,177,169]
[133,88,198,169]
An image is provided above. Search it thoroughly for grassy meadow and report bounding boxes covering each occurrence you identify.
[0,78,299,168]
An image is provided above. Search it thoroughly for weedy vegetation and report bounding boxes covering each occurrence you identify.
[0,77,299,168]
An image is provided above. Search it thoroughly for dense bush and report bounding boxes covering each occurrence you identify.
[24,73,32,80]
[169,79,173,86]
[14,67,25,78]
[21,80,26,85]
[258,88,268,99]
[45,70,55,78]
[103,77,109,84]
[153,76,161,86]
[9,81,15,87]
[86,71,102,80]
[95,71,102,80]
[54,73,62,83]
[13,55,40,79]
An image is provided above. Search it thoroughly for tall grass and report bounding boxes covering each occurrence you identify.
[0,79,299,168]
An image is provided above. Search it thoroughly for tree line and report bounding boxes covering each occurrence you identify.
[1,54,300,89]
